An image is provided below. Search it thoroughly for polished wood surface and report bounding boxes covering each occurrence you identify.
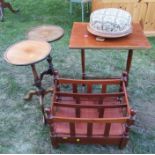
[4,40,51,66]
[69,22,151,49]
[27,25,64,42]
[46,77,135,148]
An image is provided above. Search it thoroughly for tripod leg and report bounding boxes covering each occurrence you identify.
[40,55,54,80]
[3,2,19,13]
[24,90,38,101]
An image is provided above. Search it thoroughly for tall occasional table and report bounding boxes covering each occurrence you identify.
[27,25,64,80]
[69,22,151,82]
[4,25,64,123]
[4,40,53,123]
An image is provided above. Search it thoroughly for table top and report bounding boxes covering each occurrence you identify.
[27,25,64,42]
[4,40,51,66]
[69,22,151,50]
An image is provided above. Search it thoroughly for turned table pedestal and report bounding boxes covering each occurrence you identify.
[4,25,64,123]
[4,40,53,123]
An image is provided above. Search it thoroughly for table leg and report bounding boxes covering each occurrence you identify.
[40,55,54,80]
[24,64,53,124]
[126,49,133,74]
[24,64,42,101]
[81,49,86,79]
[31,64,42,88]
[1,0,19,13]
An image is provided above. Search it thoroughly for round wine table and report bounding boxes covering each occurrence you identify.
[27,25,64,42]
[4,40,51,66]
[27,25,64,80]
[4,40,54,123]
[4,25,64,123]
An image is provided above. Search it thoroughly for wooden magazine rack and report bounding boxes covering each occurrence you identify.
[45,73,136,149]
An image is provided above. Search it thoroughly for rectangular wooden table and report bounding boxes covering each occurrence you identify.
[69,22,151,80]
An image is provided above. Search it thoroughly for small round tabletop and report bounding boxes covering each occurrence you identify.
[4,40,51,66]
[27,25,64,42]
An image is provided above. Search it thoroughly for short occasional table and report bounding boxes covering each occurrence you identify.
[69,22,151,81]
[4,40,53,123]
[27,25,64,42]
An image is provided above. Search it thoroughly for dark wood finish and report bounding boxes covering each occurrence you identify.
[98,107,104,118]
[24,88,53,101]
[72,83,78,93]
[69,22,151,79]
[87,123,93,137]
[81,49,86,79]
[31,64,40,85]
[104,123,111,137]
[0,0,18,21]
[47,116,130,123]
[126,49,133,73]
[57,78,122,84]
[46,77,135,148]
[87,84,92,93]
[54,102,127,109]
[51,136,128,147]
[119,136,129,149]
[102,84,106,93]
[55,92,125,98]
[4,40,55,124]
[70,122,75,137]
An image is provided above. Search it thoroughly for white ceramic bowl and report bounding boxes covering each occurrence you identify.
[88,8,132,38]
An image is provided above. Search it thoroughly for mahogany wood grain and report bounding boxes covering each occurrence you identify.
[102,84,107,93]
[126,49,133,73]
[47,116,130,124]
[27,25,64,42]
[57,78,123,85]
[69,22,151,79]
[46,78,135,148]
[4,40,51,66]
[0,0,18,12]
[70,122,75,137]
[51,136,128,148]
[104,123,111,137]
[55,92,125,98]
[53,102,127,109]
[69,22,151,49]
[81,49,86,79]
[87,123,93,137]
[72,83,78,93]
